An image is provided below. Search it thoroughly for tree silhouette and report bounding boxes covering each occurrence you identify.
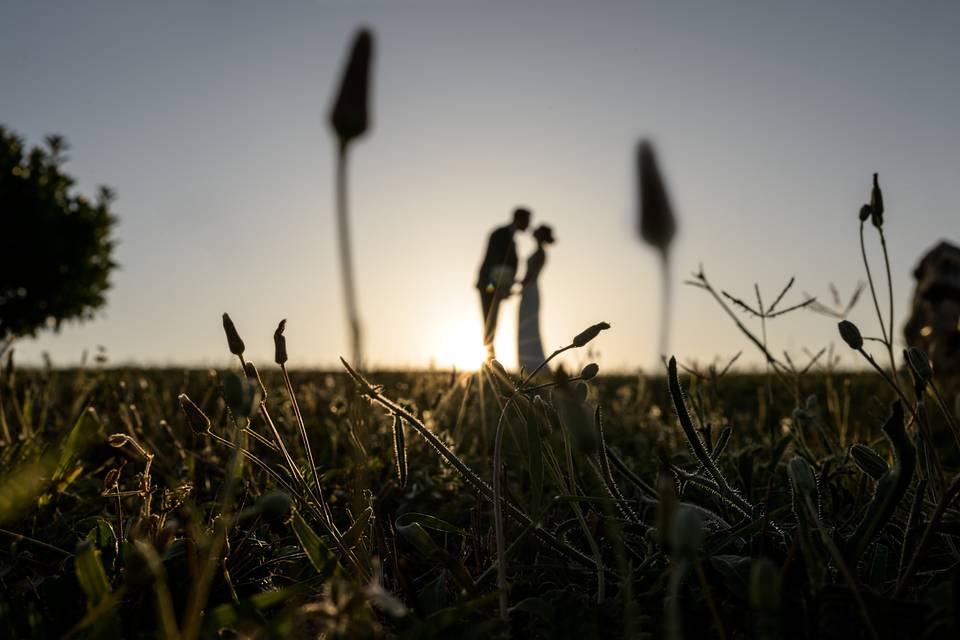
[0,126,117,354]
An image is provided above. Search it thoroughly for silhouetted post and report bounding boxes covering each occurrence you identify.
[328,29,374,368]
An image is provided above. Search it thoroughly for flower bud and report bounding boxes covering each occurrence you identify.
[579,363,599,380]
[870,173,884,228]
[572,322,610,348]
[243,360,267,401]
[179,393,211,435]
[850,443,888,481]
[859,204,871,222]
[222,372,261,419]
[837,320,863,350]
[273,319,288,365]
[222,313,245,357]
[107,433,131,448]
[637,140,677,254]
[329,29,374,145]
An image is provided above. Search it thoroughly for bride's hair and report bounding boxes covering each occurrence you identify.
[533,225,555,244]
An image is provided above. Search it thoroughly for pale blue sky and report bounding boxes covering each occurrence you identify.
[3,1,958,371]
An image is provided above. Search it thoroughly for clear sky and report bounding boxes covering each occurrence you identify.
[3,1,958,372]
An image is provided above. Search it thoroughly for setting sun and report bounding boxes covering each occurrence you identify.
[433,318,490,371]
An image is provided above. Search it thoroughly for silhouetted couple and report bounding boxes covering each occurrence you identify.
[476,207,556,372]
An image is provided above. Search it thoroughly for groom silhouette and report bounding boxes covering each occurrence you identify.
[476,207,531,359]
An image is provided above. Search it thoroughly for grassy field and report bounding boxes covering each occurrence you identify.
[2,330,959,639]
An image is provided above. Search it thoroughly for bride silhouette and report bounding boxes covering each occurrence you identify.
[518,224,555,374]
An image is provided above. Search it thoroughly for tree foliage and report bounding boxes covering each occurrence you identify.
[0,125,117,343]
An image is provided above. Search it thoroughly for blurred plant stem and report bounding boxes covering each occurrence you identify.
[335,141,363,369]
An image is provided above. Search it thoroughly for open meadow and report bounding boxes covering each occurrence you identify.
[2,333,960,638]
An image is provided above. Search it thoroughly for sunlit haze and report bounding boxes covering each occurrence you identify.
[3,1,958,372]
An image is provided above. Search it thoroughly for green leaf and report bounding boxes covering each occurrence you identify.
[76,542,111,606]
[204,587,299,631]
[291,511,338,579]
[341,506,373,548]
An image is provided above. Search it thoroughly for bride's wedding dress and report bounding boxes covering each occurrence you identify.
[518,246,547,374]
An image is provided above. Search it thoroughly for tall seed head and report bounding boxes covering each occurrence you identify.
[870,173,884,228]
[222,371,261,419]
[222,313,245,357]
[837,320,863,350]
[579,363,600,380]
[274,319,288,365]
[329,29,374,145]
[572,322,611,348]
[637,140,677,255]
[244,361,267,400]
[178,393,211,435]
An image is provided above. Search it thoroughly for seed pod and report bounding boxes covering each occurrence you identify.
[222,372,261,419]
[243,360,267,400]
[179,393,211,435]
[572,322,611,348]
[905,346,932,382]
[637,140,677,254]
[107,433,131,448]
[870,173,884,228]
[103,468,121,491]
[329,29,374,145]
[274,319,288,365]
[257,490,292,524]
[837,320,863,350]
[580,363,599,380]
[850,443,888,481]
[222,313,245,357]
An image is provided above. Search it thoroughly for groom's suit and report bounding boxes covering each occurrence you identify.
[476,224,518,357]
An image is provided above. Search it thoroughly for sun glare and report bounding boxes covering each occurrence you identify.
[435,319,489,371]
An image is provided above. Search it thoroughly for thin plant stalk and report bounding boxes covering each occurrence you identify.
[659,252,671,360]
[335,142,363,368]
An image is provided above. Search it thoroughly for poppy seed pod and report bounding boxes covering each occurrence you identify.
[637,141,676,254]
[837,320,863,350]
[329,29,374,145]
[222,313,245,357]
[178,393,211,435]
[274,319,288,365]
[580,363,599,380]
[572,322,611,348]
[870,173,884,228]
